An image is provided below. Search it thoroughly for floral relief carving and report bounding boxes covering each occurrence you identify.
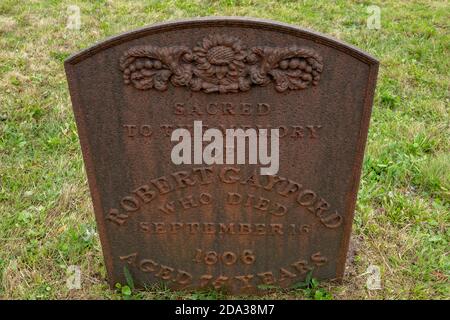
[119,35,323,93]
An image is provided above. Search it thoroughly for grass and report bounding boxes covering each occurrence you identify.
[0,0,448,300]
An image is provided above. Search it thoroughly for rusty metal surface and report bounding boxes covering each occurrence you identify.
[65,17,378,294]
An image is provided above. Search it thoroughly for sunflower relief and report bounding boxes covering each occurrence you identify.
[119,35,323,93]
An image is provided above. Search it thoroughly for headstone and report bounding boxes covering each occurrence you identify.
[65,17,378,293]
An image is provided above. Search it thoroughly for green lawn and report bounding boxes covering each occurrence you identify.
[0,0,448,299]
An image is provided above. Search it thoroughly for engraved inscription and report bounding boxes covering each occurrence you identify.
[128,123,324,139]
[193,249,256,266]
[123,124,153,138]
[173,102,271,116]
[119,253,194,285]
[139,222,311,236]
[107,167,343,229]
[119,251,328,290]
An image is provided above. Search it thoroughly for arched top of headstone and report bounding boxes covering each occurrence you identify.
[66,17,378,66]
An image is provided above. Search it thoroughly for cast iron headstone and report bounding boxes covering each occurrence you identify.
[65,17,378,293]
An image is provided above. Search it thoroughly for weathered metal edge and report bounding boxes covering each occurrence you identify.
[335,62,379,281]
[64,64,116,284]
[64,17,379,66]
